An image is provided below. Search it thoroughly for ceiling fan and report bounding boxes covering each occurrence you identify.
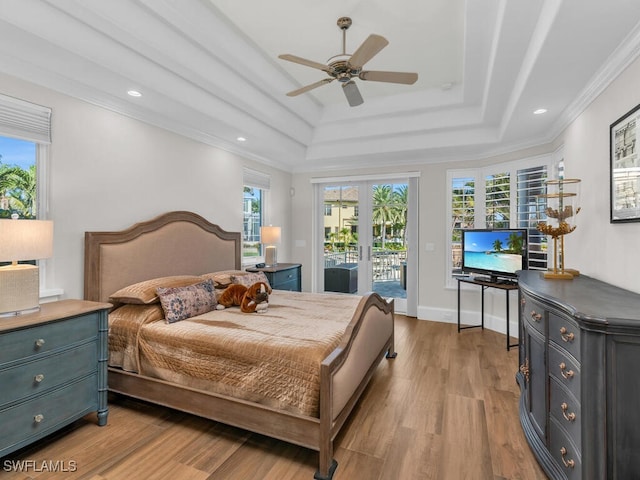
[278,17,418,107]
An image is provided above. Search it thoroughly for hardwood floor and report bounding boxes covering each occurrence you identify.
[1,316,547,479]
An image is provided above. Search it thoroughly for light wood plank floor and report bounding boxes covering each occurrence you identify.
[1,316,547,480]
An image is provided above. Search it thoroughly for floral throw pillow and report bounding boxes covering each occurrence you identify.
[156,279,217,323]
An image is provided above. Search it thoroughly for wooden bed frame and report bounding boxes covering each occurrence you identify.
[84,211,396,480]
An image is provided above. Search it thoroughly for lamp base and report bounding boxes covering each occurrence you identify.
[0,264,41,316]
[265,246,278,267]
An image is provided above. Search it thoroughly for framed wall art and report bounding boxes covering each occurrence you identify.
[610,103,640,223]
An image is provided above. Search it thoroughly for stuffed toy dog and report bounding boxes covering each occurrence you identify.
[217,281,271,313]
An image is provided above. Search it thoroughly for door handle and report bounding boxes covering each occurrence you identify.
[368,246,371,261]
[359,245,363,261]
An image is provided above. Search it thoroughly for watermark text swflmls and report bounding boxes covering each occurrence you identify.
[3,459,78,472]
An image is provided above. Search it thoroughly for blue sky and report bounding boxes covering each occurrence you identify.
[464,230,521,252]
[0,136,36,170]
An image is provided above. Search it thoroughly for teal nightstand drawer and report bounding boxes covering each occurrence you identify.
[0,313,98,365]
[272,269,298,287]
[0,341,97,407]
[0,300,110,459]
[0,374,98,456]
[246,264,302,291]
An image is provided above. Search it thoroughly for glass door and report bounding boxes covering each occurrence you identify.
[370,182,408,311]
[322,185,361,294]
[318,179,415,315]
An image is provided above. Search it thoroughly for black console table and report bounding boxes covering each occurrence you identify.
[456,277,519,350]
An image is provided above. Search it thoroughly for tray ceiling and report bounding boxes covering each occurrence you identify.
[1,0,639,172]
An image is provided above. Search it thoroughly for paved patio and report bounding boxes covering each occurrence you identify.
[372,280,406,299]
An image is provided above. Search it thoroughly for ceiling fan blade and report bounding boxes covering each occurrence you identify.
[342,80,364,107]
[359,70,418,85]
[286,78,334,97]
[278,54,332,73]
[348,34,389,69]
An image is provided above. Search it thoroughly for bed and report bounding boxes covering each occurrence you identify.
[84,211,396,480]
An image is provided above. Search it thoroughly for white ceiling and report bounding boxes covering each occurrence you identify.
[1,0,640,172]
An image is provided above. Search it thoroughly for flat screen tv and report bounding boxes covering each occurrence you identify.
[461,229,528,282]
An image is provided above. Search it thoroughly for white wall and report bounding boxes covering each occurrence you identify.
[558,56,640,291]
[0,73,292,301]
[3,52,639,322]
[291,55,640,332]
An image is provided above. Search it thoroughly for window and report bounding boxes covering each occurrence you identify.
[242,186,262,259]
[242,168,270,262]
[0,94,51,275]
[0,137,37,218]
[517,165,549,270]
[485,172,510,228]
[451,176,475,273]
[0,94,50,220]
[447,156,552,284]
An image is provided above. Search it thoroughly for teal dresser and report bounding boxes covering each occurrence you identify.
[0,300,111,458]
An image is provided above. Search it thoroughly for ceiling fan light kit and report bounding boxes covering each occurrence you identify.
[279,16,418,106]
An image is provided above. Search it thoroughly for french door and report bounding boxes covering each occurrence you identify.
[314,175,418,316]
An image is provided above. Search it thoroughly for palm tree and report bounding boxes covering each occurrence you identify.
[392,185,408,246]
[0,163,36,218]
[372,185,396,249]
[486,173,510,228]
[339,227,352,247]
[451,180,475,242]
[493,239,503,252]
[507,232,524,254]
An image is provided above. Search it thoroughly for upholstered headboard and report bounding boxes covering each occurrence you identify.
[84,211,241,303]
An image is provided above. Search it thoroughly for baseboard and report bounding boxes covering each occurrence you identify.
[416,304,518,339]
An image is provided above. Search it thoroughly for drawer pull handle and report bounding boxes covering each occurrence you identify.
[560,327,575,342]
[530,310,542,322]
[34,414,44,423]
[561,402,576,422]
[35,338,45,348]
[560,447,575,469]
[519,359,530,383]
[34,374,45,383]
[559,362,574,379]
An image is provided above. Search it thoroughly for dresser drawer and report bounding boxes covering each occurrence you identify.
[271,268,300,289]
[520,293,546,335]
[274,278,300,291]
[549,312,581,361]
[0,375,98,455]
[550,376,581,453]
[0,341,97,407]
[0,314,98,365]
[549,342,581,400]
[549,416,582,480]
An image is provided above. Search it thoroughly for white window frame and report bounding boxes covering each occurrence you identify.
[0,94,54,296]
[446,153,555,288]
[242,168,271,266]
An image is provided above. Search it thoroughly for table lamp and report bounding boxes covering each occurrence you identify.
[0,215,53,316]
[260,225,281,267]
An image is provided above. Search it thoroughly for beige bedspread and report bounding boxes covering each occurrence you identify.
[108,290,362,417]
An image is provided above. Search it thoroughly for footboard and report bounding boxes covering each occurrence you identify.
[315,292,396,480]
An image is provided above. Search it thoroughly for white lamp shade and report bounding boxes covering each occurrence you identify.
[0,219,53,262]
[260,226,281,245]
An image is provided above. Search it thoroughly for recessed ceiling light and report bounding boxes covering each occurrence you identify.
[127,90,142,97]
[533,108,547,115]
[237,136,247,142]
